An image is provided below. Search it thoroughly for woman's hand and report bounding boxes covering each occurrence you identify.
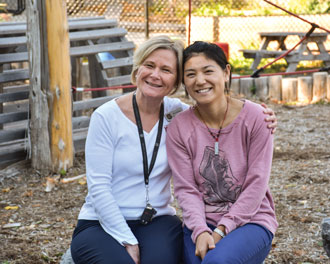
[261,103,277,134]
[195,232,215,260]
[125,244,140,264]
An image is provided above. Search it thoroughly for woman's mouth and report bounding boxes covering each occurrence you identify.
[146,80,162,88]
[196,88,212,93]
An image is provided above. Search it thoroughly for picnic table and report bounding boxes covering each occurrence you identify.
[241,31,330,72]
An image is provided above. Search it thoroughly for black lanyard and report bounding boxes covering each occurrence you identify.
[132,93,164,189]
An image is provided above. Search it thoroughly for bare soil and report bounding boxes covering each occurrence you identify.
[0,100,329,264]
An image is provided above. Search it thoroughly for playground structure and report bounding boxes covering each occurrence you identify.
[0,0,330,171]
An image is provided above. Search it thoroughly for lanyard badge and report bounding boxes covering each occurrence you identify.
[132,93,164,225]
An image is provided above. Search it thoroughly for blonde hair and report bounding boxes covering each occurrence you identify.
[131,35,184,94]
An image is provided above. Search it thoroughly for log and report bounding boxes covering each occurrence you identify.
[268,75,282,102]
[327,75,330,101]
[297,76,313,103]
[254,77,268,101]
[46,0,73,171]
[230,76,240,96]
[312,72,327,102]
[26,0,52,170]
[322,217,330,257]
[239,77,254,97]
[282,78,297,102]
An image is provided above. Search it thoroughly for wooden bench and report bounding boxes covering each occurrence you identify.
[241,31,330,72]
[0,17,135,166]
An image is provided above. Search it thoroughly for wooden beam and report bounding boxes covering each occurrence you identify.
[26,0,52,171]
[45,0,73,171]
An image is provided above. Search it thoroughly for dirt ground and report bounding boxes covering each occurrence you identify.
[0,100,329,264]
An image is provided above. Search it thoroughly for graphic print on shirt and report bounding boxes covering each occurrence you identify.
[199,146,242,213]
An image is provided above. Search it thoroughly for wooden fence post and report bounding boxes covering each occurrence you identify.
[312,72,327,103]
[327,75,330,101]
[282,78,297,103]
[297,76,313,103]
[268,75,282,102]
[255,77,268,101]
[26,0,73,173]
[240,77,254,98]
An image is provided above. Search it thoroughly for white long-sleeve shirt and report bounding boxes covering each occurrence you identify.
[78,96,188,245]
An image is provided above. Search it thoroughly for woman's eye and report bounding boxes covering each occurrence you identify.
[162,68,171,73]
[144,63,153,68]
[185,73,195,78]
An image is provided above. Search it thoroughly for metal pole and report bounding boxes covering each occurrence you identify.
[145,0,150,39]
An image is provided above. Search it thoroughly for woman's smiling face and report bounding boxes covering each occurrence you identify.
[183,53,230,106]
[135,48,177,100]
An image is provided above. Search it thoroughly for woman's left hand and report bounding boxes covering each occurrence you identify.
[261,103,277,134]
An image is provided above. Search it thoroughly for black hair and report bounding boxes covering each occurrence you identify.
[183,41,232,93]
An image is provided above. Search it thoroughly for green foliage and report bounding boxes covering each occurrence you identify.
[193,0,330,16]
[59,169,67,176]
[193,0,231,16]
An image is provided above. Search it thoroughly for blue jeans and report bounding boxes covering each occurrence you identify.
[183,223,273,264]
[71,215,183,264]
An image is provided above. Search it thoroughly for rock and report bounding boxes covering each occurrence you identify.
[322,217,330,257]
[60,248,75,264]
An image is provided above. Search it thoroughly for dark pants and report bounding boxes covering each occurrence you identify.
[183,223,273,264]
[71,215,183,264]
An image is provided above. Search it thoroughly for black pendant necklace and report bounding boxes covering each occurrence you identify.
[195,99,229,155]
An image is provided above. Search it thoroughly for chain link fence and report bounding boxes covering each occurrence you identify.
[1,0,329,62]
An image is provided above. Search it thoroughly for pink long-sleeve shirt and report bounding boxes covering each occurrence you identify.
[166,100,278,243]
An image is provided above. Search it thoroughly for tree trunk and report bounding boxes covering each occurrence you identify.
[26,0,73,173]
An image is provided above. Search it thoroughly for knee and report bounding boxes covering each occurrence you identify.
[202,251,236,264]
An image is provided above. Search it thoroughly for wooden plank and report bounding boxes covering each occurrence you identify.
[0,128,26,143]
[0,28,127,49]
[102,57,133,69]
[69,28,127,42]
[0,69,29,83]
[0,18,117,36]
[72,116,90,129]
[0,45,134,64]
[73,94,119,111]
[70,41,135,57]
[3,102,28,113]
[259,32,328,38]
[0,142,27,167]
[0,52,28,64]
[106,75,132,86]
[0,91,29,103]
[0,36,26,48]
[3,84,29,93]
[240,49,289,59]
[0,111,28,125]
[73,128,88,153]
[68,18,118,30]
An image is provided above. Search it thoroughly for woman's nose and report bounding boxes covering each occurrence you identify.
[196,73,205,85]
[150,68,160,78]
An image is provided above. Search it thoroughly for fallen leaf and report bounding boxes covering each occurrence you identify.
[3,222,21,228]
[45,177,57,192]
[22,190,33,197]
[2,187,10,193]
[4,206,19,210]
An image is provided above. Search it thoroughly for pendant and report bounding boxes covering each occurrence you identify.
[214,141,219,155]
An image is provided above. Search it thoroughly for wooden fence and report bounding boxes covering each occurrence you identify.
[0,17,134,167]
